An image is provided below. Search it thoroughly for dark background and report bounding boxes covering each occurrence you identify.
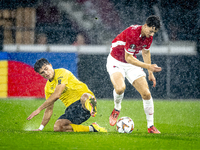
[78,54,200,99]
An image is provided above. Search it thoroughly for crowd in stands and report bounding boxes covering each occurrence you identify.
[0,0,199,45]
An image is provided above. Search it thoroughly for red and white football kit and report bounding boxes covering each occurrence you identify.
[110,25,153,63]
[107,25,153,83]
[107,25,160,132]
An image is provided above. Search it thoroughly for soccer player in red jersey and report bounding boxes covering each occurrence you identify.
[107,15,162,133]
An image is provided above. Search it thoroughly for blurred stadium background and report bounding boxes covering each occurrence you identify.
[0,0,199,99]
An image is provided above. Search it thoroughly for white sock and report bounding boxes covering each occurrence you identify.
[89,125,94,132]
[113,89,124,111]
[143,97,154,128]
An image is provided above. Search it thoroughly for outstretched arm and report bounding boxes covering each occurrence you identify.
[125,51,162,72]
[27,84,66,120]
[32,104,54,131]
[142,49,161,87]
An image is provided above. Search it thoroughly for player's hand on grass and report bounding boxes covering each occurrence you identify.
[148,64,162,72]
[27,109,40,120]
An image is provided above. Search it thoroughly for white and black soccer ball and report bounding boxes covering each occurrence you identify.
[116,117,134,133]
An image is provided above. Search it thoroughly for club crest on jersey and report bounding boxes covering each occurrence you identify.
[58,79,61,85]
[130,44,135,49]
[128,44,136,52]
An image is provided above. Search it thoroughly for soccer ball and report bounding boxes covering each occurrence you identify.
[116,117,134,133]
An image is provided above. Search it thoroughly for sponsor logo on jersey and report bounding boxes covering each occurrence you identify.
[62,87,68,94]
[128,49,136,52]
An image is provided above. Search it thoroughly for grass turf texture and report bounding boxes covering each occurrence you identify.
[0,99,199,150]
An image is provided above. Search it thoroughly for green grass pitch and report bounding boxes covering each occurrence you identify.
[0,98,199,150]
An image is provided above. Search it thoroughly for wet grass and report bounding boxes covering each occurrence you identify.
[0,99,199,150]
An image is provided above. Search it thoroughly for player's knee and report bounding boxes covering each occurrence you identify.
[54,124,62,132]
[80,93,92,107]
[81,93,89,100]
[115,85,126,95]
[54,120,63,132]
[141,92,151,100]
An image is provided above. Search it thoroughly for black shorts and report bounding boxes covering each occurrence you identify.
[58,100,91,125]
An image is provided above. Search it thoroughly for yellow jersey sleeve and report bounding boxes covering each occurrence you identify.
[45,68,94,107]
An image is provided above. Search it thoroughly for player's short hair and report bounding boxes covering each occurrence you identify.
[34,58,50,73]
[146,15,161,30]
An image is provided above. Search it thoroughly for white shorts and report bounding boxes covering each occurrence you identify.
[106,54,146,84]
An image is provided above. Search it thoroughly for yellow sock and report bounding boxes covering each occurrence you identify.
[85,98,90,111]
[70,124,89,132]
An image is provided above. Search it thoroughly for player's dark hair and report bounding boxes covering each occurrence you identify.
[34,58,50,73]
[146,15,161,30]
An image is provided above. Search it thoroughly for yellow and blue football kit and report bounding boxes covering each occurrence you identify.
[45,68,94,107]
[45,68,94,125]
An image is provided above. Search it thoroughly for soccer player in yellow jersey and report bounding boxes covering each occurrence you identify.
[27,58,107,132]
